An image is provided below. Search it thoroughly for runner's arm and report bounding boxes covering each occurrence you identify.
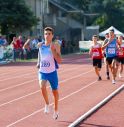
[23,39,30,49]
[89,46,92,57]
[36,50,40,68]
[51,43,62,64]
[102,39,111,50]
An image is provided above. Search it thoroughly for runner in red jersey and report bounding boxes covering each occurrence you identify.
[89,35,103,81]
[117,36,124,78]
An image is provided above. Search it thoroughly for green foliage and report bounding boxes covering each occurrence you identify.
[61,0,124,31]
[89,0,124,31]
[0,0,39,35]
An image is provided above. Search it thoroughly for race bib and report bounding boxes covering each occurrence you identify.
[41,60,50,67]
[118,51,124,56]
[93,52,99,56]
[108,48,115,54]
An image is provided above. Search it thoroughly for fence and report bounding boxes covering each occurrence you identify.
[79,41,103,53]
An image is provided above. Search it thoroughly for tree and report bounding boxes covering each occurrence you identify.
[0,0,39,35]
[61,0,124,31]
[89,0,124,31]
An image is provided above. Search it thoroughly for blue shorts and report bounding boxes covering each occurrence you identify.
[38,70,58,90]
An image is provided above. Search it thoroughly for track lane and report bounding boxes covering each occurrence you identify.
[0,54,123,127]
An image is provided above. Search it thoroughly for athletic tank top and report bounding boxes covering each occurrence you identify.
[39,44,56,73]
[106,39,117,58]
[92,44,103,59]
[117,43,124,58]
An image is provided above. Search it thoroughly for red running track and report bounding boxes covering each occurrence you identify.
[78,90,124,127]
[0,53,124,127]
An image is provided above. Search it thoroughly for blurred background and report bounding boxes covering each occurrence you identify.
[0,0,124,63]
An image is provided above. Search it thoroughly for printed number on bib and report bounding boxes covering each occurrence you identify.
[93,52,100,56]
[108,48,115,54]
[118,51,123,56]
[41,61,50,67]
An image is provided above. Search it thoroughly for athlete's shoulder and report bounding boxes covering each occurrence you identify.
[103,38,109,45]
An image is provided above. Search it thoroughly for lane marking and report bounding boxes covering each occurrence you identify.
[0,70,93,106]
[0,90,39,108]
[68,84,124,127]
[0,72,36,82]
[0,79,37,92]
[0,68,93,92]
[0,68,36,76]
[6,80,97,127]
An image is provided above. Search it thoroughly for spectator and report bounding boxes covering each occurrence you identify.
[55,36,62,46]
[30,37,39,58]
[0,36,5,46]
[16,35,23,59]
[11,37,18,62]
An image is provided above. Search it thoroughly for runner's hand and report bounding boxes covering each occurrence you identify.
[37,42,43,48]
[36,63,40,69]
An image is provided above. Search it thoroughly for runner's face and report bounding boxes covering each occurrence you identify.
[118,36,123,44]
[44,30,53,42]
[109,31,114,38]
[92,37,97,42]
[105,34,109,38]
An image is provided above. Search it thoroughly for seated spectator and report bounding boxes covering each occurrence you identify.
[0,36,5,46]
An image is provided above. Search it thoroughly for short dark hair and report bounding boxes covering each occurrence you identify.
[44,27,54,34]
[92,35,98,38]
[109,29,114,33]
[105,33,109,35]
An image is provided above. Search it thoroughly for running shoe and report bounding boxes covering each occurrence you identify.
[112,80,116,84]
[53,111,59,120]
[44,105,49,114]
[107,76,110,80]
[98,76,102,81]
[119,73,122,78]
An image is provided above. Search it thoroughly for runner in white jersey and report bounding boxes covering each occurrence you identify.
[37,27,62,120]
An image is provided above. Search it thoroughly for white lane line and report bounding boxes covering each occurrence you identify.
[0,61,89,82]
[0,67,93,92]
[68,84,124,127]
[59,69,93,83]
[0,79,37,92]
[0,68,36,76]
[0,90,39,107]
[6,80,97,127]
[0,72,36,82]
[0,69,93,107]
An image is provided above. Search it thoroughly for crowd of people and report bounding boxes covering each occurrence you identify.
[11,35,40,61]
[89,29,124,84]
[0,34,66,62]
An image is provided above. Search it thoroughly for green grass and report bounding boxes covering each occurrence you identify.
[16,58,37,62]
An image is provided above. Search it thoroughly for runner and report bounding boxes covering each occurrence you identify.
[117,36,124,78]
[103,33,110,80]
[37,27,62,120]
[102,29,118,84]
[89,35,103,81]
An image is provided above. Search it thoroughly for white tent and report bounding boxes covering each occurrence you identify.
[99,26,124,37]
